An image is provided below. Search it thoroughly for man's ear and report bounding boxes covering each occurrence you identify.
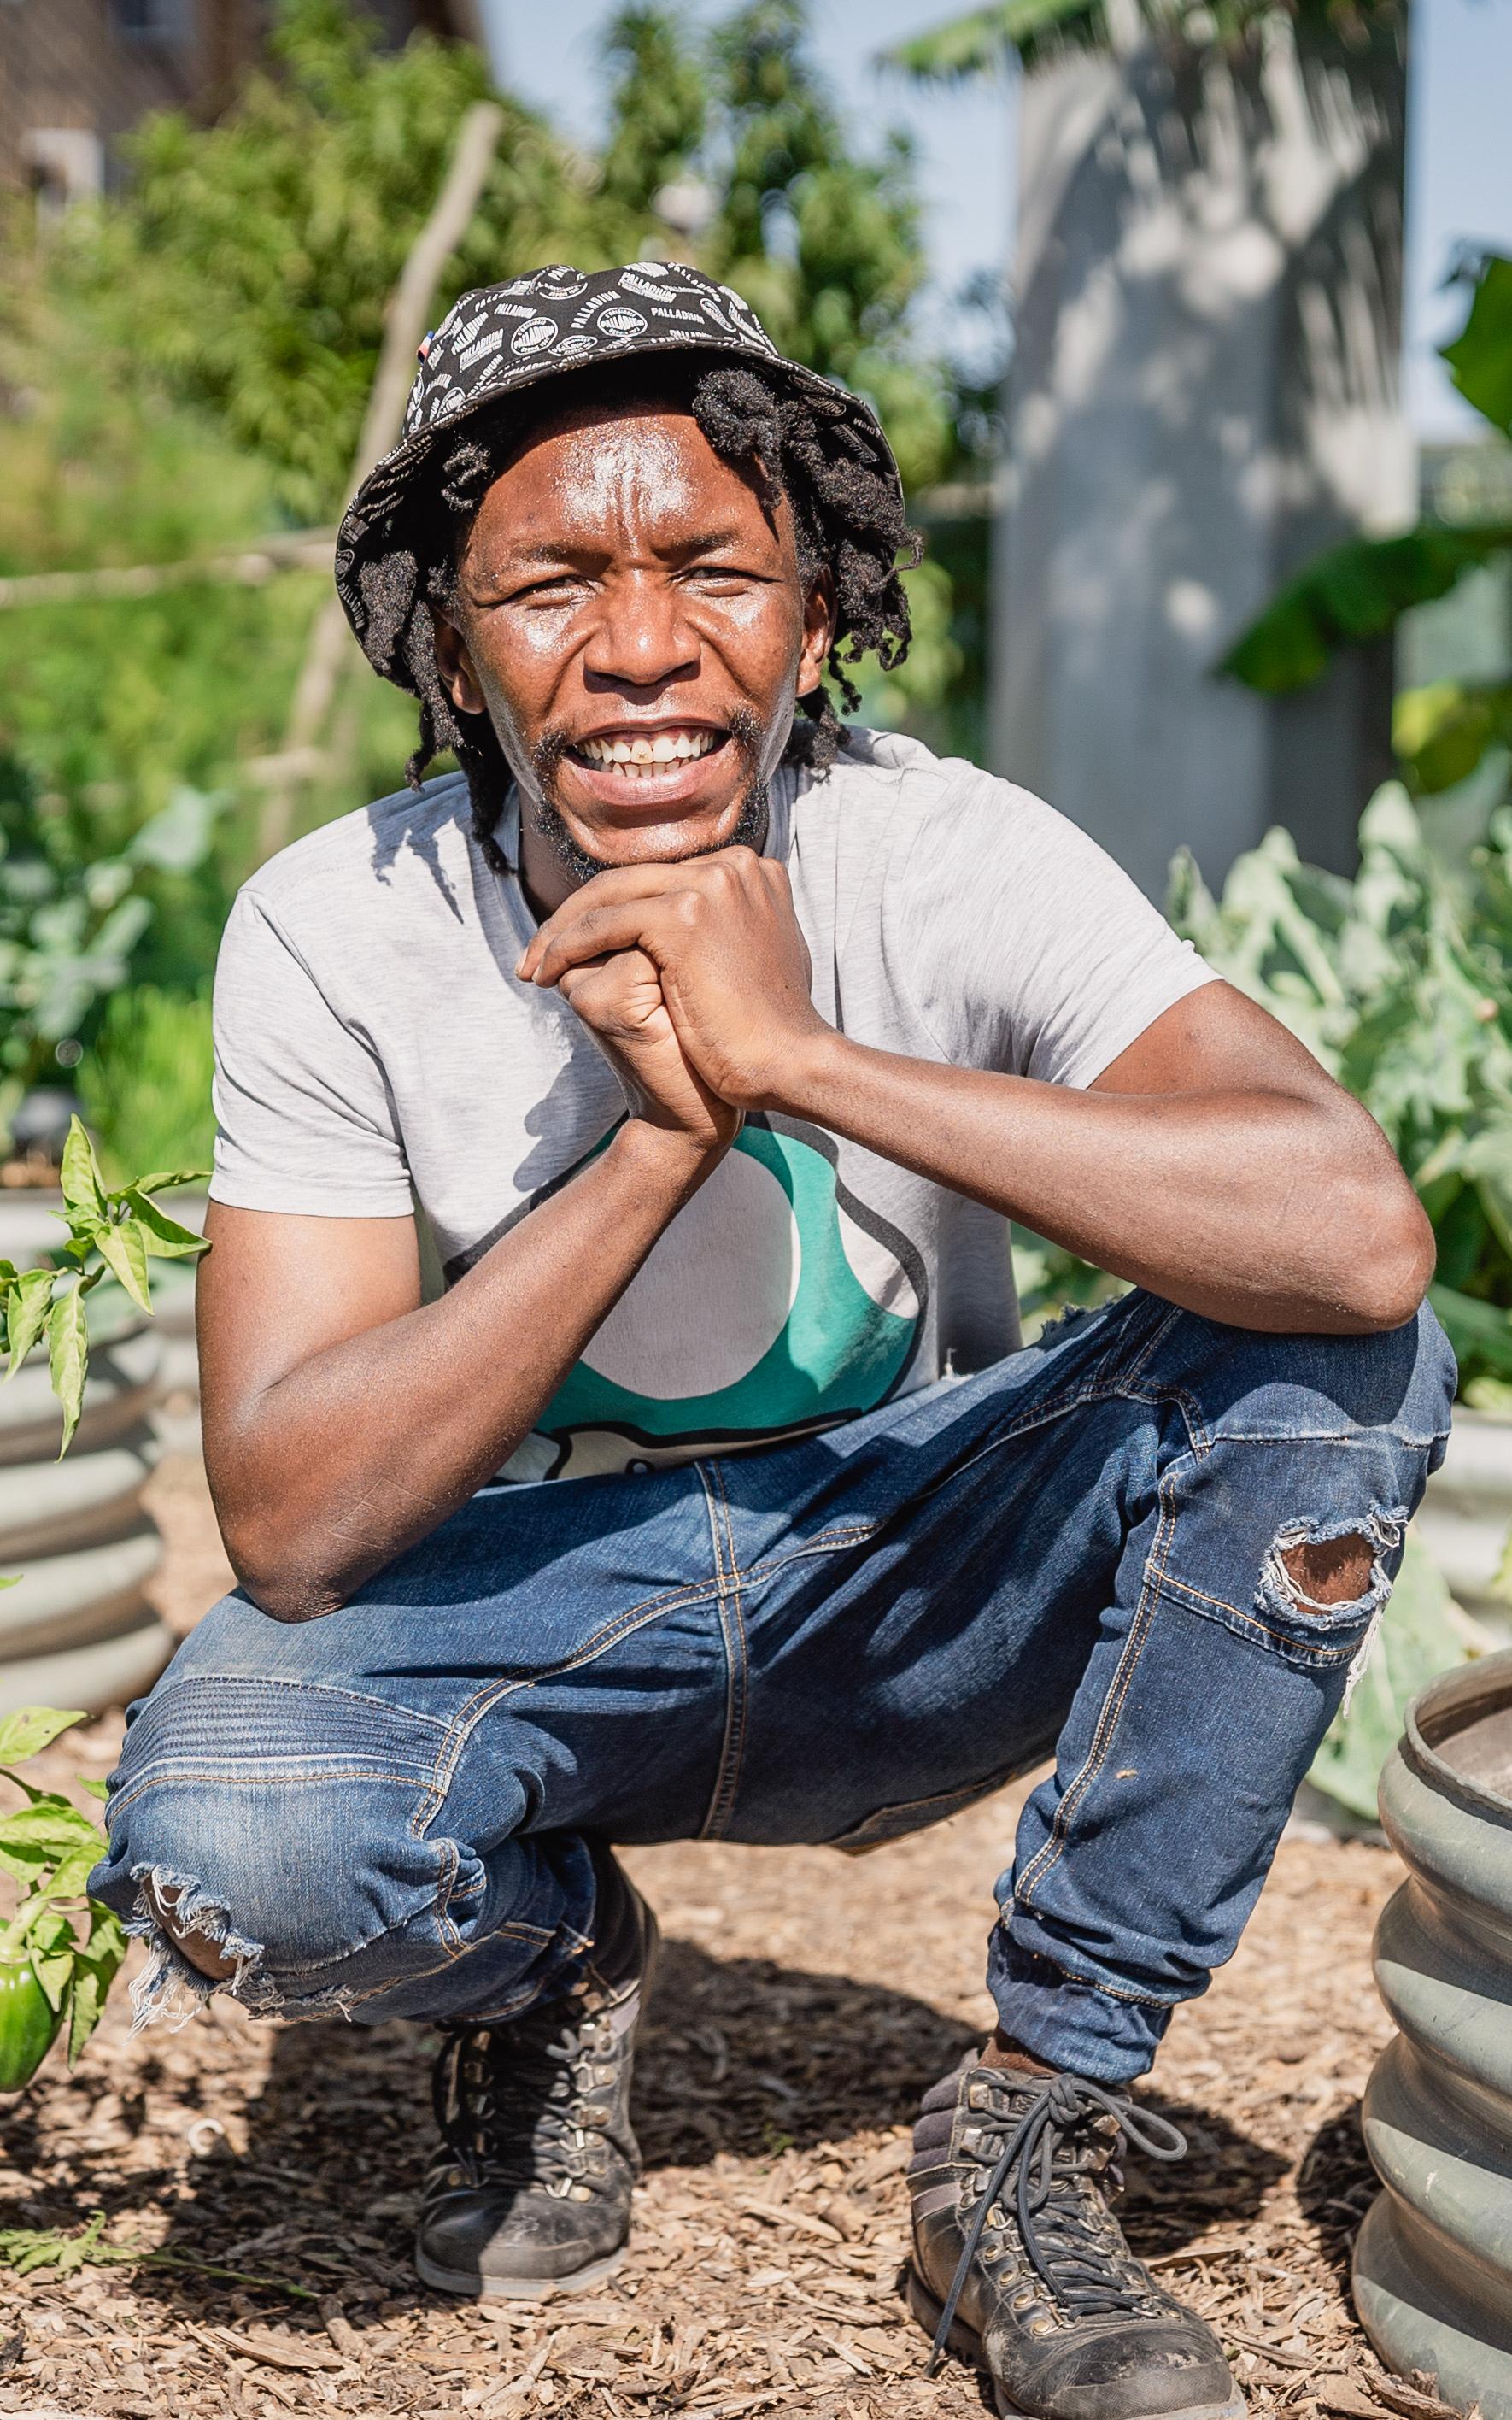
[431,608,487,717]
[797,569,836,698]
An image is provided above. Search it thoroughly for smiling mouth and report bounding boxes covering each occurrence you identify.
[569,725,727,781]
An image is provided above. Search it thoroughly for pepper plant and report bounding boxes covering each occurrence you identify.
[0,1118,207,2089]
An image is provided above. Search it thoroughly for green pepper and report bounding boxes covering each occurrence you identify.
[0,1957,62,2092]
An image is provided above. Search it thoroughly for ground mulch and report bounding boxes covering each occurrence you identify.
[0,1457,1463,2420]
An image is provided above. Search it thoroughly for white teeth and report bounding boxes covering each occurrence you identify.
[577,730,719,772]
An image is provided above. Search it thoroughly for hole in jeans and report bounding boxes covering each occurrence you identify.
[146,1875,240,1982]
[1278,1531,1375,1609]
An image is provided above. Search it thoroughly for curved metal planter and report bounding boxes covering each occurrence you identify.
[1355,1648,1512,2414]
[0,1318,173,1717]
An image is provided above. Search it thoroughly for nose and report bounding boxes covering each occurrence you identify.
[582,569,698,695]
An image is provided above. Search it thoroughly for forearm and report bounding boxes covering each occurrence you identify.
[208,1123,721,1619]
[769,1034,1429,1332]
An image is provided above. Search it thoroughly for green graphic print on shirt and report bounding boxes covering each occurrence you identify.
[522,1119,924,1479]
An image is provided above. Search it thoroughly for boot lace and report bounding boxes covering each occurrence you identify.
[433,1992,613,2198]
[928,2072,1187,2371]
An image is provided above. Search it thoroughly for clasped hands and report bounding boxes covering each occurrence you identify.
[514,848,832,1155]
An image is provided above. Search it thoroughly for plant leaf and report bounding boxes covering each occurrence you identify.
[1221,525,1512,696]
[1441,253,1512,439]
[27,1906,79,2015]
[47,1285,89,1457]
[0,1800,101,1859]
[58,1118,106,1225]
[91,1218,151,1314]
[4,1267,53,1379]
[0,1709,85,1765]
[119,1167,210,1198]
[120,1189,208,1261]
[67,1904,126,2064]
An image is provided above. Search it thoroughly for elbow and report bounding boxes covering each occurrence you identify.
[1330,1184,1436,1335]
[223,1520,349,1625]
[243,1573,349,1625]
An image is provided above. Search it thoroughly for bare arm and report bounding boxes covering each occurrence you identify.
[762,985,1431,1333]
[519,851,1434,1336]
[201,949,733,1622]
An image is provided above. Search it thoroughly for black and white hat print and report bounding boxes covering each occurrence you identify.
[335,260,901,688]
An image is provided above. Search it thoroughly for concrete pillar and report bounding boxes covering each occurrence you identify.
[992,17,1409,898]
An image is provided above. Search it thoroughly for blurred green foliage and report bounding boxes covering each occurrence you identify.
[78,987,215,1187]
[1225,251,1512,810]
[65,0,952,516]
[0,0,979,1164]
[1169,782,1512,1403]
[887,0,1401,82]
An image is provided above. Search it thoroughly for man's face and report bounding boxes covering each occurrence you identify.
[433,399,834,902]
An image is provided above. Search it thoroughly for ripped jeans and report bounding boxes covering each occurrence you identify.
[91,1291,1455,2084]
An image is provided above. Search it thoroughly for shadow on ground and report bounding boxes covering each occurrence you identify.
[1296,2097,1377,2296]
[4,1937,1285,2325]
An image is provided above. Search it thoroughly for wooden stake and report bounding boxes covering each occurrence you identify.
[255,98,506,865]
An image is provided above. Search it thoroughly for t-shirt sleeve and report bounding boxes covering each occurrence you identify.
[208,889,414,1217]
[893,774,1221,1088]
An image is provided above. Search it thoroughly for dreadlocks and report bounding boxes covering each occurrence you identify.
[357,355,920,873]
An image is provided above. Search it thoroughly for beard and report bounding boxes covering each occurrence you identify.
[525,706,771,887]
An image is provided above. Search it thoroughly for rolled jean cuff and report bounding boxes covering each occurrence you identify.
[986,1920,1175,2085]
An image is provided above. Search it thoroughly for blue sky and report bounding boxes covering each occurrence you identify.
[505,0,1512,441]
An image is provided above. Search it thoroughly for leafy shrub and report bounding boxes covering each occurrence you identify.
[79,987,214,1189]
[1170,782,1512,1402]
[0,757,221,1117]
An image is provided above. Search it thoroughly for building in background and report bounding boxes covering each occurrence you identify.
[991,19,1409,900]
[0,0,489,208]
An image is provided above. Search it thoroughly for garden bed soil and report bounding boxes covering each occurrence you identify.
[0,1459,1466,2420]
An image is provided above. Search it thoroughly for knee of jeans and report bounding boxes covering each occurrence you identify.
[1174,1299,1456,1473]
[93,1679,458,2028]
[101,1771,451,2027]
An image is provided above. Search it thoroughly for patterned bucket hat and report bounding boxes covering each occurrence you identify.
[335,260,902,690]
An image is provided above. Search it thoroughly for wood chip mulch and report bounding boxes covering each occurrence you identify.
[0,1457,1468,2420]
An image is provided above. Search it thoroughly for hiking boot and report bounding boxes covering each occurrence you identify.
[415,1852,659,2298]
[907,2058,1244,2419]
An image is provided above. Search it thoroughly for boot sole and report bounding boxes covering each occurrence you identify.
[905,2267,1248,2420]
[415,2242,627,2301]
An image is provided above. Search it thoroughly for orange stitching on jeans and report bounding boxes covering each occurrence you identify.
[697,1460,750,1842]
[1015,1464,1181,1909]
[998,1924,1174,2007]
[415,1577,721,1829]
[1157,1572,1363,1662]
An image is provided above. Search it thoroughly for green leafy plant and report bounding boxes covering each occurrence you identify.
[0,2211,318,2297]
[1169,781,1512,1402]
[0,755,224,1112]
[2,1115,208,1455]
[1223,250,1512,804]
[0,1119,208,2093]
[0,1709,124,2088]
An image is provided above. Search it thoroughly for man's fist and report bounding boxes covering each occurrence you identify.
[516,849,829,1112]
[552,945,741,1158]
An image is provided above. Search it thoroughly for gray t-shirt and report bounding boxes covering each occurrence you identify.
[210,729,1216,1479]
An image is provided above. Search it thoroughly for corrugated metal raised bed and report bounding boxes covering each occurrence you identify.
[0,1195,174,1717]
[1355,1647,1512,2415]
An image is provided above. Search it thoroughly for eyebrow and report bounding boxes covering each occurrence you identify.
[476,526,765,576]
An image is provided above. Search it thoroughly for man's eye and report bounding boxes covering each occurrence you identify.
[509,576,589,605]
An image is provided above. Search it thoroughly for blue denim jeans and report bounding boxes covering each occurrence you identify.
[92,1291,1454,2084]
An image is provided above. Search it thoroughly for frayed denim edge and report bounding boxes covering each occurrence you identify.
[1257,1501,1408,1716]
